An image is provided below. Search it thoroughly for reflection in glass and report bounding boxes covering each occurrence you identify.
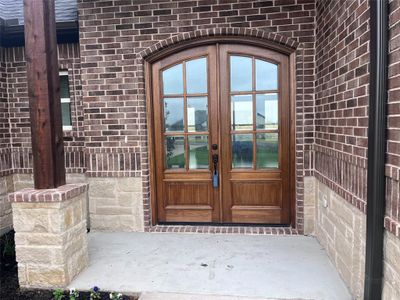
[164,98,184,132]
[187,97,208,132]
[256,59,278,91]
[60,75,70,98]
[165,136,185,169]
[231,95,253,131]
[256,93,278,130]
[162,64,184,95]
[230,56,252,92]
[231,134,253,168]
[186,58,207,94]
[256,133,279,168]
[189,135,209,169]
[61,103,72,126]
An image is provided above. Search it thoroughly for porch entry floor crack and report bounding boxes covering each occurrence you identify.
[68,232,351,300]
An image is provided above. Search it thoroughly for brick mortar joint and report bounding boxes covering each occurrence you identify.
[8,183,89,203]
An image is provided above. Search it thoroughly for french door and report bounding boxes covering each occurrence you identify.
[151,44,291,224]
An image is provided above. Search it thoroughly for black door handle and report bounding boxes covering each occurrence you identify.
[212,153,218,165]
[212,154,219,188]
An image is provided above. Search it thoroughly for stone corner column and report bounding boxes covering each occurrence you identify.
[8,183,89,289]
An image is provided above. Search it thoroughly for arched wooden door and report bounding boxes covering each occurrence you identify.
[151,43,291,224]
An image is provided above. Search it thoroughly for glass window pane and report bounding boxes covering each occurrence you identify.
[231,95,253,131]
[187,97,208,132]
[231,134,253,169]
[230,56,252,92]
[165,136,185,169]
[60,75,70,98]
[256,93,278,130]
[186,57,207,94]
[256,59,278,90]
[164,98,184,132]
[256,133,279,168]
[61,102,72,127]
[189,135,209,169]
[163,64,183,95]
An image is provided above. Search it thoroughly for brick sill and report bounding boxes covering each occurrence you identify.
[8,183,88,203]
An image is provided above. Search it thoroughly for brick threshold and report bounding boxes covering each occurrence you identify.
[147,225,299,235]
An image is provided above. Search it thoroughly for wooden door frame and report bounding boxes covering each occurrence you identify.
[145,36,297,227]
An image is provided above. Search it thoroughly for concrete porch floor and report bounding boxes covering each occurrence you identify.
[68,232,351,300]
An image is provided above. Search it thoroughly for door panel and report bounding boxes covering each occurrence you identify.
[152,44,291,225]
[153,45,220,223]
[219,44,290,224]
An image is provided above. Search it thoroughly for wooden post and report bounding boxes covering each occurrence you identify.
[24,0,65,189]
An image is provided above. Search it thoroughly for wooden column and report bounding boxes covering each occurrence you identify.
[24,0,65,189]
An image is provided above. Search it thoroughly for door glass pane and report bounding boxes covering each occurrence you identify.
[230,56,252,92]
[256,59,278,91]
[60,75,70,98]
[231,95,253,131]
[163,64,183,95]
[165,136,185,169]
[189,135,209,169]
[256,133,279,168]
[187,97,208,132]
[164,98,184,132]
[61,102,72,126]
[232,134,253,169]
[256,93,278,130]
[186,57,207,94]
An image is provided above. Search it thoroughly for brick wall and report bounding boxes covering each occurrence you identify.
[77,0,316,229]
[0,46,12,176]
[5,43,85,174]
[386,0,400,238]
[314,0,369,211]
[315,0,400,238]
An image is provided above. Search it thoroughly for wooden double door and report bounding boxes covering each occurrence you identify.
[151,44,291,224]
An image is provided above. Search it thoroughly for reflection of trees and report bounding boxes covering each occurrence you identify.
[195,110,207,131]
[166,137,175,162]
[232,138,252,163]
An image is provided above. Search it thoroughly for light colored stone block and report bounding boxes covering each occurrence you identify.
[0,174,15,234]
[383,231,400,299]
[303,176,316,235]
[88,177,144,232]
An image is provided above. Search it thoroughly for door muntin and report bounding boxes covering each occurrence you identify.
[229,54,280,170]
[160,56,211,172]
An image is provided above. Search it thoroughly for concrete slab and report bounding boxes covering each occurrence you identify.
[68,232,351,300]
[139,292,306,300]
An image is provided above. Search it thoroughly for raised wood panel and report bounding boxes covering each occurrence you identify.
[231,207,282,224]
[231,181,282,206]
[165,209,212,222]
[165,181,211,206]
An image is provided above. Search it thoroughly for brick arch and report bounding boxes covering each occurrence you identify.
[138,28,310,232]
[139,27,299,60]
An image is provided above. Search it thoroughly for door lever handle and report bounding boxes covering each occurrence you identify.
[212,154,218,165]
[212,154,219,188]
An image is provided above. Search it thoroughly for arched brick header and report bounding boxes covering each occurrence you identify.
[139,27,299,61]
[139,27,307,231]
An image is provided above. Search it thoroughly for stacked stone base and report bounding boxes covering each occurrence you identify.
[0,175,14,235]
[9,184,89,288]
[304,176,400,300]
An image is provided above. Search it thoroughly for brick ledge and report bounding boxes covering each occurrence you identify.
[147,225,299,235]
[8,183,88,203]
